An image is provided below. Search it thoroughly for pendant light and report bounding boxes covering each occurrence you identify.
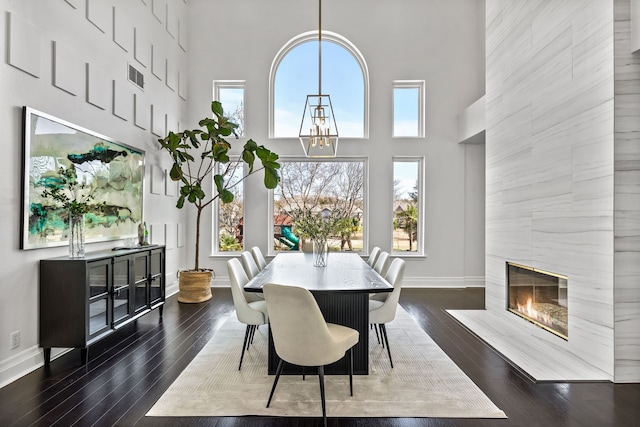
[298,0,338,158]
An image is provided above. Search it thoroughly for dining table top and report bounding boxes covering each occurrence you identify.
[244,252,393,294]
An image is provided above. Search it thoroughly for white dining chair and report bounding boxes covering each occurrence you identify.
[367,246,381,268]
[227,258,269,370]
[369,258,405,368]
[373,251,390,277]
[251,246,268,271]
[263,283,359,427]
[241,251,261,279]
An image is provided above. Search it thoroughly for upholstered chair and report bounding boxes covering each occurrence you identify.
[367,246,381,268]
[263,283,359,427]
[226,258,269,370]
[241,251,261,279]
[251,246,268,271]
[372,251,390,277]
[369,258,405,368]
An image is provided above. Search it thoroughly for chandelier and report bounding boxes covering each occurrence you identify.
[298,0,338,158]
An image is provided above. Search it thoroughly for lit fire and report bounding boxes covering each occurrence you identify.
[516,298,552,327]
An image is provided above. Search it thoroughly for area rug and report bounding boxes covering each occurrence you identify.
[147,306,506,419]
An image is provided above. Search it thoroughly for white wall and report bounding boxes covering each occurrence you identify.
[0,0,188,387]
[0,0,485,388]
[187,0,486,287]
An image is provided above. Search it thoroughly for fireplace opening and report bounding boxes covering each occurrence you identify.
[507,263,568,340]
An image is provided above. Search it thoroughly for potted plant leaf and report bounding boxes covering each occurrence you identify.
[158,101,280,303]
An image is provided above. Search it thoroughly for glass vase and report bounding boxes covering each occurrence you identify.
[69,212,86,258]
[312,239,328,267]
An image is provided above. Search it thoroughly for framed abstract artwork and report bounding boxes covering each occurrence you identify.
[22,107,145,250]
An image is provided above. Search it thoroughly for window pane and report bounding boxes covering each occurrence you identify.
[393,87,420,137]
[274,40,364,138]
[216,85,245,136]
[393,160,419,253]
[273,161,364,252]
[217,162,244,252]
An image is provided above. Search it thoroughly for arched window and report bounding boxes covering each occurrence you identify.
[270,31,369,139]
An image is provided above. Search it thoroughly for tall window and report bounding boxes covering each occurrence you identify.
[392,158,423,254]
[272,160,366,253]
[214,81,245,137]
[393,80,425,138]
[270,31,369,138]
[214,161,245,253]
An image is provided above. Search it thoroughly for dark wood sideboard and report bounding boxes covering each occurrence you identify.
[39,245,166,365]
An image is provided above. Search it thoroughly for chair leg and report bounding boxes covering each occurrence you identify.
[380,323,394,368]
[267,358,285,407]
[318,365,327,427]
[248,325,256,348]
[373,323,381,345]
[349,347,354,396]
[239,325,251,370]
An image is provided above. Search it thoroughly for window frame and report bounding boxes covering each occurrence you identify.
[392,80,425,138]
[269,31,370,139]
[213,80,246,137]
[391,156,425,257]
[211,159,246,256]
[267,156,369,257]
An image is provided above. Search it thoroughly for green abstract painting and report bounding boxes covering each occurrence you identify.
[22,107,145,250]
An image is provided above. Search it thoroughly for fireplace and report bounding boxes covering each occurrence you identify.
[507,263,568,339]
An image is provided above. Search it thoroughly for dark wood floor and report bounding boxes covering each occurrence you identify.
[1,288,639,427]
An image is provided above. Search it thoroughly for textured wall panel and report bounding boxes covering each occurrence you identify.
[151,44,165,79]
[166,59,177,91]
[166,0,177,38]
[86,0,110,33]
[152,0,166,24]
[151,104,165,136]
[134,93,150,129]
[150,164,165,195]
[7,12,41,78]
[150,223,166,245]
[85,62,110,109]
[178,19,187,51]
[112,80,131,121]
[52,41,82,96]
[165,170,177,196]
[113,6,133,52]
[134,27,150,67]
[165,222,177,249]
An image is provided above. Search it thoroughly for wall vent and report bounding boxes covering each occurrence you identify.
[128,64,144,89]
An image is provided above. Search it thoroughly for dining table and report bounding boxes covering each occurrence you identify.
[244,251,393,375]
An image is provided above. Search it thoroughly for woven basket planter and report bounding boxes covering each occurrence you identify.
[177,270,213,303]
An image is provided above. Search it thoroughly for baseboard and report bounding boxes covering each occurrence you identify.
[403,276,485,288]
[0,345,43,389]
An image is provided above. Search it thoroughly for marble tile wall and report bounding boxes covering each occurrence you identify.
[614,0,640,383]
[485,0,616,378]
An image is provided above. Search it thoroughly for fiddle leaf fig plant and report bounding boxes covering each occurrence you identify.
[159,101,280,271]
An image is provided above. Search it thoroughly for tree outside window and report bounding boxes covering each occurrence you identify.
[216,161,244,252]
[393,159,422,253]
[273,160,365,252]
